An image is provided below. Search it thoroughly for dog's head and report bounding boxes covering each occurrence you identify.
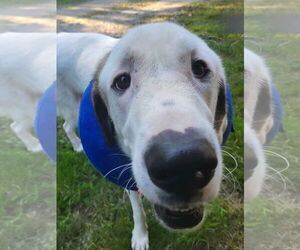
[244,48,274,201]
[93,22,229,229]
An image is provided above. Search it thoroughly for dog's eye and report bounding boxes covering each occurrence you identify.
[112,73,131,92]
[192,60,210,79]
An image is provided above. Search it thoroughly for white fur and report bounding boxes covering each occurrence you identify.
[128,191,149,250]
[244,48,274,201]
[0,33,55,151]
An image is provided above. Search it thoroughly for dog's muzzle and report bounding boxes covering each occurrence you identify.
[144,128,218,201]
[143,128,219,229]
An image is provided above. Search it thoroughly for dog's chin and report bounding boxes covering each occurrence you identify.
[154,203,205,230]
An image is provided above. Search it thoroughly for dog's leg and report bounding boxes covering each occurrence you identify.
[63,121,83,152]
[10,121,42,152]
[128,190,149,250]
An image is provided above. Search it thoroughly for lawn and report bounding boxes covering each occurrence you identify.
[245,0,300,34]
[245,35,300,249]
[0,118,56,249]
[57,1,244,249]
[57,0,89,7]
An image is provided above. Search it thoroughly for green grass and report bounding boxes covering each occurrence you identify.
[0,118,55,249]
[245,0,300,34]
[58,0,89,7]
[245,34,300,249]
[173,1,243,34]
[57,1,244,249]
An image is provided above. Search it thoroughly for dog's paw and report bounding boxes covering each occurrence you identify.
[131,228,149,250]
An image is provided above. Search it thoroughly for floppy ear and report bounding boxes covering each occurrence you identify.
[91,52,116,147]
[92,83,116,146]
[214,81,228,144]
[252,81,273,144]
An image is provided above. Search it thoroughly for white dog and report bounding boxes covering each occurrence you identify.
[0,33,56,152]
[244,48,276,201]
[58,22,230,250]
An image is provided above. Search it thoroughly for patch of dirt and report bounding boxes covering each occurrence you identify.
[57,0,195,36]
[0,2,55,32]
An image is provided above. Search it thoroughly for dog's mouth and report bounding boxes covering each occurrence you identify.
[154,204,204,229]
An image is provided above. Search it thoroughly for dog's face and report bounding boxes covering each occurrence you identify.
[244,48,274,201]
[93,23,228,229]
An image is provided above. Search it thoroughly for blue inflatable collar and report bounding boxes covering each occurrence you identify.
[265,85,283,145]
[34,82,56,162]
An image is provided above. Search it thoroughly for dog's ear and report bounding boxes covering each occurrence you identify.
[91,52,116,147]
[214,80,228,143]
[92,83,116,146]
[252,81,273,144]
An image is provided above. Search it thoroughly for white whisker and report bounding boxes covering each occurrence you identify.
[104,163,132,178]
[264,150,290,173]
[265,172,286,191]
[122,177,134,201]
[125,177,134,190]
[267,165,294,188]
[222,166,239,194]
[221,150,238,174]
[117,166,132,180]
[129,181,137,190]
[110,153,128,157]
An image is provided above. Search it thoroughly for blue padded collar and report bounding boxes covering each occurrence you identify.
[265,85,283,145]
[79,81,136,190]
[79,81,234,190]
[34,82,56,162]
[223,85,234,144]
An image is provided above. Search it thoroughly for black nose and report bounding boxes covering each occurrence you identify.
[144,129,218,200]
[245,144,258,180]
